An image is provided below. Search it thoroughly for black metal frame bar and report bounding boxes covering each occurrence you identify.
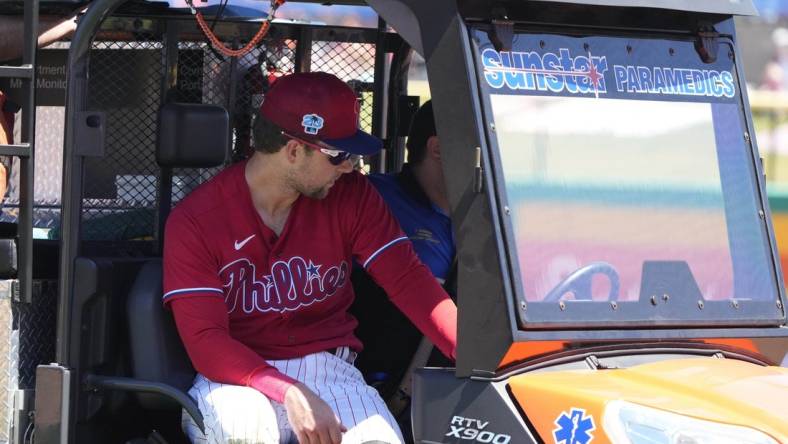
[369,0,514,377]
[435,10,517,378]
[98,15,383,44]
[58,2,126,441]
[523,0,758,15]
[732,21,788,325]
[84,374,205,433]
[294,26,313,73]
[16,0,37,305]
[155,21,180,255]
[60,0,122,363]
[0,0,39,309]
[371,17,388,173]
[0,66,33,79]
[0,144,33,158]
[383,27,411,174]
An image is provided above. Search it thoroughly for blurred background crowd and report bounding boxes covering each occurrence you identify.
[740,0,788,188]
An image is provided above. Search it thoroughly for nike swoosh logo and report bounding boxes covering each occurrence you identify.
[234,234,256,251]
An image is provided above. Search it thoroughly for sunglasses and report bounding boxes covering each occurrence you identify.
[282,131,358,166]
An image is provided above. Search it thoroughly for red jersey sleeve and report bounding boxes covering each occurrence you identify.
[163,208,297,403]
[170,297,297,403]
[344,174,457,360]
[343,173,410,269]
[163,209,225,304]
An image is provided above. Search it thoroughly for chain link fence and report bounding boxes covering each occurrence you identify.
[80,37,163,243]
[311,41,377,134]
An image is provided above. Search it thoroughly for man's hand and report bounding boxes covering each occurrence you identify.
[284,382,347,444]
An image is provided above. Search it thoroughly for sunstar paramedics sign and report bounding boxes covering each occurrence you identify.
[478,34,737,101]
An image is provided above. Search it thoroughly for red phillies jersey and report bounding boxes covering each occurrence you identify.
[163,161,457,402]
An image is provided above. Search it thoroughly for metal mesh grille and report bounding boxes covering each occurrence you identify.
[231,39,296,161]
[311,41,376,133]
[172,41,227,204]
[83,39,164,242]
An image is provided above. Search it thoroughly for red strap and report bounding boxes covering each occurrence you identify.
[190,0,286,58]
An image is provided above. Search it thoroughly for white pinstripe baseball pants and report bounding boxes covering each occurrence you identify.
[182,347,404,444]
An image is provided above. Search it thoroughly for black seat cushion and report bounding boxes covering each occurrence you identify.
[127,259,195,409]
[156,103,229,168]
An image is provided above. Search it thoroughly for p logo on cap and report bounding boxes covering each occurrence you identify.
[302,114,324,135]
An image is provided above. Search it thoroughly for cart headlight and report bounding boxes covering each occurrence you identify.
[603,400,778,444]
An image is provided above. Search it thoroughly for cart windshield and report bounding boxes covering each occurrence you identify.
[474,30,785,328]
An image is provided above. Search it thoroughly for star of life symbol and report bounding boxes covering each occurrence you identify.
[585,55,604,97]
[553,408,595,444]
[302,114,324,135]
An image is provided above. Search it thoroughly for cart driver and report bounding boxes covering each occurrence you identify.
[352,100,456,425]
[369,100,455,285]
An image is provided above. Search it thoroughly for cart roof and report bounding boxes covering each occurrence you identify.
[0,0,758,18]
[172,0,759,16]
[523,0,757,15]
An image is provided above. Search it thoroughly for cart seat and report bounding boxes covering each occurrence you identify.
[126,102,228,412]
[127,259,195,406]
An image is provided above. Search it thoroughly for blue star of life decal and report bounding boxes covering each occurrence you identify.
[553,408,596,444]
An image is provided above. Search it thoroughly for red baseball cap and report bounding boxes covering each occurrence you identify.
[259,72,382,155]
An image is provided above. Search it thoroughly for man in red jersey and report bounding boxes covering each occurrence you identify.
[163,72,457,444]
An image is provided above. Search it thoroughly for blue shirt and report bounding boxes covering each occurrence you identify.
[369,165,455,281]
